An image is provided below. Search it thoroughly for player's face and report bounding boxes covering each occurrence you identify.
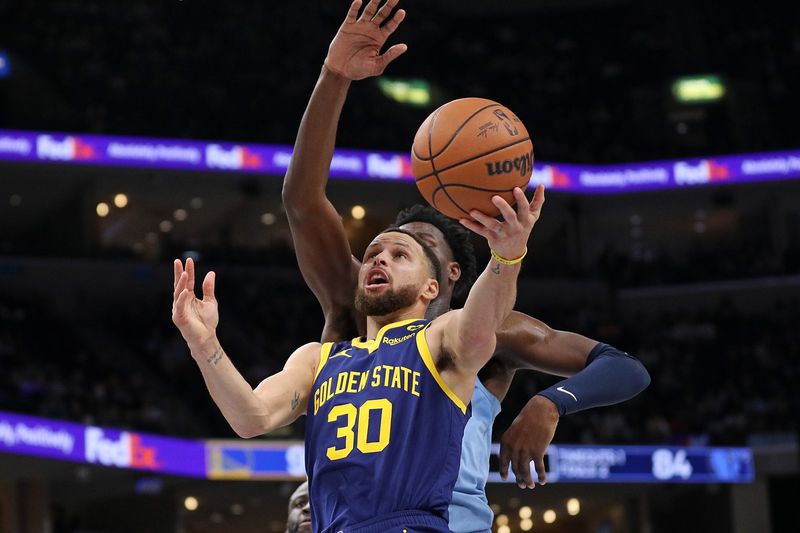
[286,481,311,533]
[355,232,435,317]
[399,221,456,288]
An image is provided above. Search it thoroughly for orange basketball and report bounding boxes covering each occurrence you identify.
[411,98,534,219]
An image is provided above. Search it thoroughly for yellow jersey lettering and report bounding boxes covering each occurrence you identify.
[401,366,412,391]
[390,366,402,389]
[358,371,370,392]
[346,371,360,394]
[335,372,348,394]
[407,324,425,331]
[315,364,423,416]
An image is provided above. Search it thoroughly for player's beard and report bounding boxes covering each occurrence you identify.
[355,283,420,317]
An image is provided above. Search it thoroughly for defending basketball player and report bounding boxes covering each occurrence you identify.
[281,1,650,530]
[172,184,541,531]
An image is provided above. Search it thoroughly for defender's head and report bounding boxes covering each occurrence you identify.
[395,204,478,306]
[355,228,440,318]
[286,481,310,533]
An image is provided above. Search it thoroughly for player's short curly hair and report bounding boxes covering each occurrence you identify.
[394,204,478,304]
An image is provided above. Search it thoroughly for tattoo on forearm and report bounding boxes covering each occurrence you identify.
[207,348,223,366]
[291,391,300,411]
[491,263,501,275]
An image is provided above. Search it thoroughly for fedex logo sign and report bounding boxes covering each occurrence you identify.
[673,160,730,185]
[85,427,160,470]
[366,153,412,179]
[530,165,571,188]
[36,135,95,161]
[205,144,263,170]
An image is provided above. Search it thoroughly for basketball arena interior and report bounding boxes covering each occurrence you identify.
[1,1,798,532]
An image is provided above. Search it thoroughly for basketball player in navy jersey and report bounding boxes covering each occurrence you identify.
[172,183,544,531]
[281,2,650,531]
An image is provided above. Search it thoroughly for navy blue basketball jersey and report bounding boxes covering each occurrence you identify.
[305,318,471,533]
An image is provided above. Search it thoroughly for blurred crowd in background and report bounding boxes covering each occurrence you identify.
[2,250,798,447]
[2,1,800,162]
[1,0,799,451]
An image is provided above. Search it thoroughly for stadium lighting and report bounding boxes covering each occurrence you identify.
[567,498,581,516]
[496,514,509,526]
[520,518,534,531]
[261,212,277,225]
[543,509,557,524]
[114,193,128,208]
[376,77,431,106]
[96,202,110,217]
[174,208,188,221]
[519,506,532,519]
[498,527,511,533]
[351,205,366,220]
[672,75,725,103]
[184,496,198,511]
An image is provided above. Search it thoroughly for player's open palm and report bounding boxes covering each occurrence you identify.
[325,0,407,80]
[460,185,545,261]
[172,258,219,349]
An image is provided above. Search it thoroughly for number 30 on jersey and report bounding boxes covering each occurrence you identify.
[326,399,393,460]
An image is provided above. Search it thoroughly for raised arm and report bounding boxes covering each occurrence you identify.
[171,259,319,438]
[281,0,407,341]
[427,186,545,390]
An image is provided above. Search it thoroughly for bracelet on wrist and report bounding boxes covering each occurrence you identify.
[490,247,527,266]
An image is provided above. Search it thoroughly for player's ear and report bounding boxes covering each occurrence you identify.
[422,278,439,303]
[448,261,461,286]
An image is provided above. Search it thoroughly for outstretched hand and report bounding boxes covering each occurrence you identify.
[172,257,219,350]
[498,395,559,488]
[460,185,545,261]
[324,0,408,80]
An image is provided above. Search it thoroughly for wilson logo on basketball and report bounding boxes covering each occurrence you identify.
[485,150,534,177]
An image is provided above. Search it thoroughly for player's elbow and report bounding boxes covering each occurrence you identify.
[281,177,318,217]
[231,416,271,439]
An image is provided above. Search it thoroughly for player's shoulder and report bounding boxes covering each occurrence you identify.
[286,341,325,367]
[429,309,459,329]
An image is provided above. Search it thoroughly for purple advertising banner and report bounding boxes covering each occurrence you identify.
[1,129,799,193]
[0,410,206,478]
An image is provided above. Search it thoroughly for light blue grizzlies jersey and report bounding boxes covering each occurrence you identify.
[305,319,471,533]
[448,378,502,533]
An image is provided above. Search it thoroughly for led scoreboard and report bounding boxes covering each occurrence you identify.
[489,444,754,484]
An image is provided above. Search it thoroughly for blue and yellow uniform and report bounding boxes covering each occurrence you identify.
[305,319,471,533]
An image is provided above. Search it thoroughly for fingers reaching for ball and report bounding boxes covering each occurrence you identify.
[459,185,545,262]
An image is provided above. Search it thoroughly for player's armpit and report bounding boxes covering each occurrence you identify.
[249,342,322,436]
[494,311,596,377]
[427,311,497,396]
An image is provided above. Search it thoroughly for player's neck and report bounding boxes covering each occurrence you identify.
[425,291,453,320]
[366,302,428,339]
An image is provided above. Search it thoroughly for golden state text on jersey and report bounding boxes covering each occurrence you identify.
[305,319,471,533]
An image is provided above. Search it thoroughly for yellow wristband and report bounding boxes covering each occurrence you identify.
[491,247,527,265]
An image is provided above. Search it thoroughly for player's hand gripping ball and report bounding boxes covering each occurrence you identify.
[412,98,534,219]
